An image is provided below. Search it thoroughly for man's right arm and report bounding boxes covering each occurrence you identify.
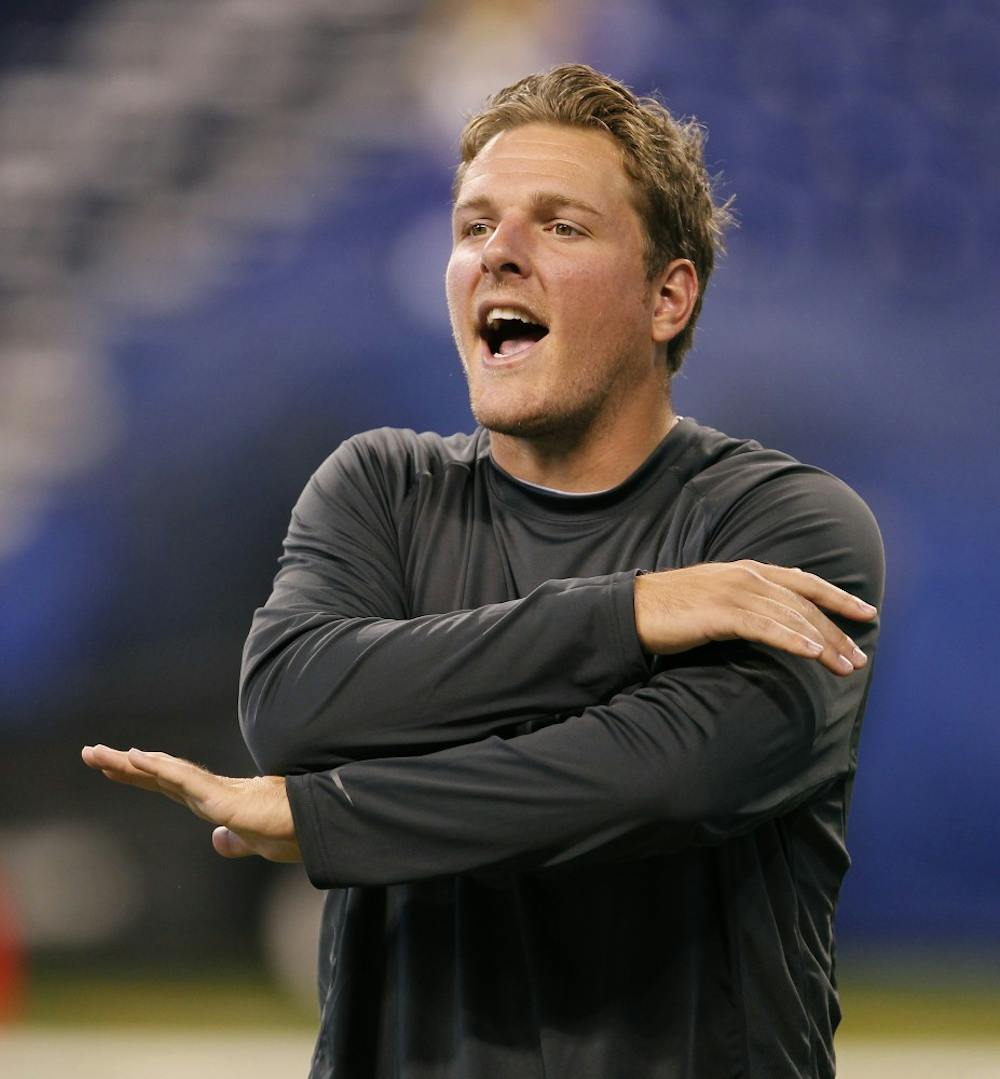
[240,437,650,774]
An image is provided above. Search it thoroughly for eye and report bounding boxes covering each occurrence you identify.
[551,222,580,237]
[466,222,491,238]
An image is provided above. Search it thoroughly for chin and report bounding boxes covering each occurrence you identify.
[477,413,554,438]
[472,397,600,442]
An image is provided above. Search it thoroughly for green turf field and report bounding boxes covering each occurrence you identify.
[4,961,1000,1079]
[15,958,1000,1040]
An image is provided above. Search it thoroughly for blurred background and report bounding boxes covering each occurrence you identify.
[1,0,998,1074]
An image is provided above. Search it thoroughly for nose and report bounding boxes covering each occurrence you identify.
[480,218,530,281]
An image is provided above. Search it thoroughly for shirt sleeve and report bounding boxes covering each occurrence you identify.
[239,433,650,775]
[285,467,885,887]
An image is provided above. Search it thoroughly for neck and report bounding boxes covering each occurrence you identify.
[489,402,677,493]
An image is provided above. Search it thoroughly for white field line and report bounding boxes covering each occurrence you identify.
[1,1029,999,1078]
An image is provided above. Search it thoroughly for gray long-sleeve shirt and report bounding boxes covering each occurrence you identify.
[239,418,884,1079]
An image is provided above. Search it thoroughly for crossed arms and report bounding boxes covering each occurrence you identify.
[82,561,872,869]
[84,440,883,883]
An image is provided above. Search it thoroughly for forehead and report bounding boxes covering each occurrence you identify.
[455,122,634,209]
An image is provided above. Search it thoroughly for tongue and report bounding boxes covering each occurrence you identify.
[497,335,539,357]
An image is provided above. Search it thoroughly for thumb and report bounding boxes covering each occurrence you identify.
[212,826,255,859]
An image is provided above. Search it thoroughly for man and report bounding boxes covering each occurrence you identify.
[84,64,883,1078]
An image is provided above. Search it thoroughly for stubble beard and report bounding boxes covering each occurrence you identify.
[464,340,646,450]
[470,384,607,443]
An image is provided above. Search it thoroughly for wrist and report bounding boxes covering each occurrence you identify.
[633,570,651,653]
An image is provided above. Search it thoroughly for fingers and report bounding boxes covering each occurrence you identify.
[81,744,166,794]
[81,745,216,811]
[213,822,301,864]
[754,563,877,622]
[747,588,868,676]
[212,826,255,859]
[740,604,862,676]
[724,610,830,661]
[125,748,212,799]
[725,562,876,676]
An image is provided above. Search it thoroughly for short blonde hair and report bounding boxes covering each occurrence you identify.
[454,64,733,375]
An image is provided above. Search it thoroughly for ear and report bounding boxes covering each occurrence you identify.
[651,259,699,345]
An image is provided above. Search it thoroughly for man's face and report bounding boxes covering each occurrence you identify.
[446,122,663,441]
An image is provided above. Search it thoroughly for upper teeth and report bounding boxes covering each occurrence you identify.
[486,307,536,330]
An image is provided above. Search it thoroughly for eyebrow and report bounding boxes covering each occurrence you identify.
[452,191,604,218]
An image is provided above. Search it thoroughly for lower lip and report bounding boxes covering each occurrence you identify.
[479,335,546,369]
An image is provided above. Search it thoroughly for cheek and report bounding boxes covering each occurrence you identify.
[445,247,476,294]
[552,267,644,340]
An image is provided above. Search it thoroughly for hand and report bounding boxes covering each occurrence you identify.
[81,744,301,862]
[633,560,877,676]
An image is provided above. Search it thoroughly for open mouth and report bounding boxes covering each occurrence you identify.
[479,306,549,359]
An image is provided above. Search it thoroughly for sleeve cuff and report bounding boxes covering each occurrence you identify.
[610,569,653,684]
[286,772,336,889]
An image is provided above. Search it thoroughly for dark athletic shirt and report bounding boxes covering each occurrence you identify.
[239,418,884,1079]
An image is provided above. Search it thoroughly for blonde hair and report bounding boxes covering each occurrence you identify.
[454,64,733,374]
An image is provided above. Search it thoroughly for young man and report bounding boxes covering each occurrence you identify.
[85,65,883,1078]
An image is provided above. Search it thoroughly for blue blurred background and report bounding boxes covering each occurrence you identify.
[0,0,997,998]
